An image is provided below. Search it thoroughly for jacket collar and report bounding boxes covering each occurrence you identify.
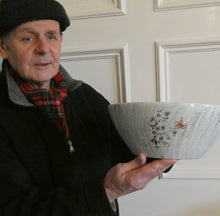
[3,60,82,107]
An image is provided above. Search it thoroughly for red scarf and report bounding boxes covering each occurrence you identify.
[12,70,70,141]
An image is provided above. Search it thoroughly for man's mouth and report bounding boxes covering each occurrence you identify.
[34,62,51,67]
[39,63,49,66]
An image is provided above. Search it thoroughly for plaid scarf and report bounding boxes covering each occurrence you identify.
[11,69,70,140]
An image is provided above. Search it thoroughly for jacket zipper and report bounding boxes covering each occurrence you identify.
[67,139,75,153]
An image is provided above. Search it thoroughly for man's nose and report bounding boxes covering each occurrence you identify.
[35,38,49,55]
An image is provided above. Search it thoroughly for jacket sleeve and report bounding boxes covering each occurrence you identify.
[83,83,135,165]
[0,127,116,216]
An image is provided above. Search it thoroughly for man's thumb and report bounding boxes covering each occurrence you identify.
[127,153,147,171]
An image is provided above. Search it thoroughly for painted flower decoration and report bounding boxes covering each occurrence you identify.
[148,110,188,149]
[175,117,188,129]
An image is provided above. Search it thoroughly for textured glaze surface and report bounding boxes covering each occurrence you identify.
[108,102,220,159]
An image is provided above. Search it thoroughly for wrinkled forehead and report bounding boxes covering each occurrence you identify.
[15,20,61,34]
[4,20,62,40]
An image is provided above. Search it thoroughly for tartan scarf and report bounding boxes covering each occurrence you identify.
[11,69,70,140]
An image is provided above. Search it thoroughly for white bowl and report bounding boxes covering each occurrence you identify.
[108,102,220,159]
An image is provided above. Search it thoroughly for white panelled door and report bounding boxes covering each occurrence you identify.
[59,0,220,215]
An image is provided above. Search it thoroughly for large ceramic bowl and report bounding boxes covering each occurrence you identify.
[108,102,220,159]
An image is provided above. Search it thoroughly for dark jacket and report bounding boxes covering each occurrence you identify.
[0,62,134,216]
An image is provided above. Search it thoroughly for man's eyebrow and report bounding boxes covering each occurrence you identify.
[47,30,60,35]
[15,28,38,37]
[17,27,36,34]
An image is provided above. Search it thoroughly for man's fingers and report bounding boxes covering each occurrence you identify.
[132,158,177,181]
[147,159,177,176]
[153,159,177,170]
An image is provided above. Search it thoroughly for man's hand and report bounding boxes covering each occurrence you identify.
[104,153,177,203]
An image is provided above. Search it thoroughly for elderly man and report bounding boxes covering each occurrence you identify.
[0,0,176,215]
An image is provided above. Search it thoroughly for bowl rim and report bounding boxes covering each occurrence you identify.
[108,101,220,108]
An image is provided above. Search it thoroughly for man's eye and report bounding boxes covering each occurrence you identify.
[48,36,55,40]
[23,37,32,42]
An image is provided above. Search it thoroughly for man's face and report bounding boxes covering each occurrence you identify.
[0,20,62,89]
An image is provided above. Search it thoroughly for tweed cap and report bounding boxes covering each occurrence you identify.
[0,0,70,37]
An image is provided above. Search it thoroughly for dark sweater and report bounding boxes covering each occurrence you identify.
[0,63,134,216]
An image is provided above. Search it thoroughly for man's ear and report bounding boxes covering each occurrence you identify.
[0,39,9,59]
